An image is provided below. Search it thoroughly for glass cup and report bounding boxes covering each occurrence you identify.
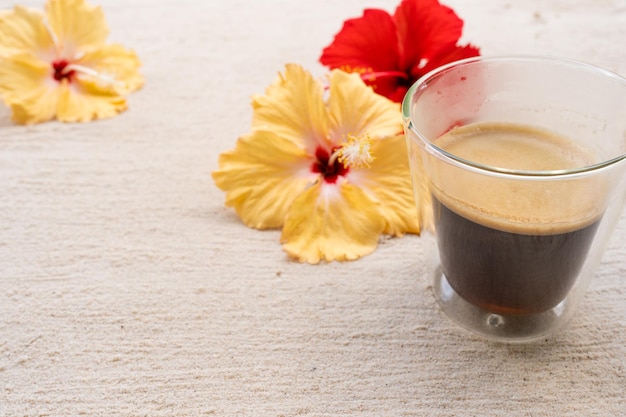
[402,56,626,342]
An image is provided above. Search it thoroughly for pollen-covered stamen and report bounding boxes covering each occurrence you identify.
[334,133,375,169]
[311,134,375,184]
[52,60,75,82]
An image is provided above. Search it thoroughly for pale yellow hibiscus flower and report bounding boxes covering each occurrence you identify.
[213,64,420,264]
[0,0,143,124]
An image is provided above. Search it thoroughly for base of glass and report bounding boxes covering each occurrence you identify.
[433,267,572,343]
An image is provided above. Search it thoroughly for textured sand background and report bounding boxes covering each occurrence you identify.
[1,0,625,416]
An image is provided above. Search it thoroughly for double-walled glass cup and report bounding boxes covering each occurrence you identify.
[402,56,626,342]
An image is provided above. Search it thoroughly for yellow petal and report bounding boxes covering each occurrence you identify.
[251,64,330,153]
[0,53,49,100]
[327,70,402,143]
[0,6,56,58]
[8,87,60,125]
[212,129,314,229]
[45,0,109,57]
[0,54,59,124]
[76,43,144,94]
[281,181,385,263]
[56,76,127,122]
[349,134,422,236]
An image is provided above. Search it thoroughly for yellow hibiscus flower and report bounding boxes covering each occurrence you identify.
[0,0,143,124]
[212,64,420,264]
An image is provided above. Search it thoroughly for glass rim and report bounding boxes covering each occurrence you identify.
[402,55,626,178]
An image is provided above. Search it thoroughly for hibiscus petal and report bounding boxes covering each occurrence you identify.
[348,134,423,235]
[45,0,109,57]
[394,0,464,71]
[412,43,480,79]
[319,9,404,101]
[76,43,144,95]
[251,64,329,153]
[326,70,402,143]
[281,181,385,263]
[0,53,48,100]
[0,53,59,124]
[212,129,314,229]
[56,76,127,122]
[320,9,400,74]
[0,6,56,58]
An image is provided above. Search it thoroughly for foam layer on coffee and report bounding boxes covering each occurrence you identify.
[430,122,606,235]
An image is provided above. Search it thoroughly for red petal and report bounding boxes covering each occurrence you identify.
[413,44,480,79]
[320,9,401,74]
[394,0,465,72]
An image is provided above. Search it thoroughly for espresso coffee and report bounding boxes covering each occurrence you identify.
[430,122,605,315]
[433,197,600,314]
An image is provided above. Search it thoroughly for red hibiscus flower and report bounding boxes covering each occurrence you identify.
[319,0,480,102]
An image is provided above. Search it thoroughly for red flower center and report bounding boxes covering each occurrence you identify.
[311,146,349,184]
[52,60,75,82]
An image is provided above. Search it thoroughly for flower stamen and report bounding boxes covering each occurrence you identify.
[65,64,121,87]
[333,133,375,169]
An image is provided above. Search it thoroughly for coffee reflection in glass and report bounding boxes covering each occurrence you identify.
[402,56,626,342]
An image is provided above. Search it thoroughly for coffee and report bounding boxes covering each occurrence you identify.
[430,122,605,315]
